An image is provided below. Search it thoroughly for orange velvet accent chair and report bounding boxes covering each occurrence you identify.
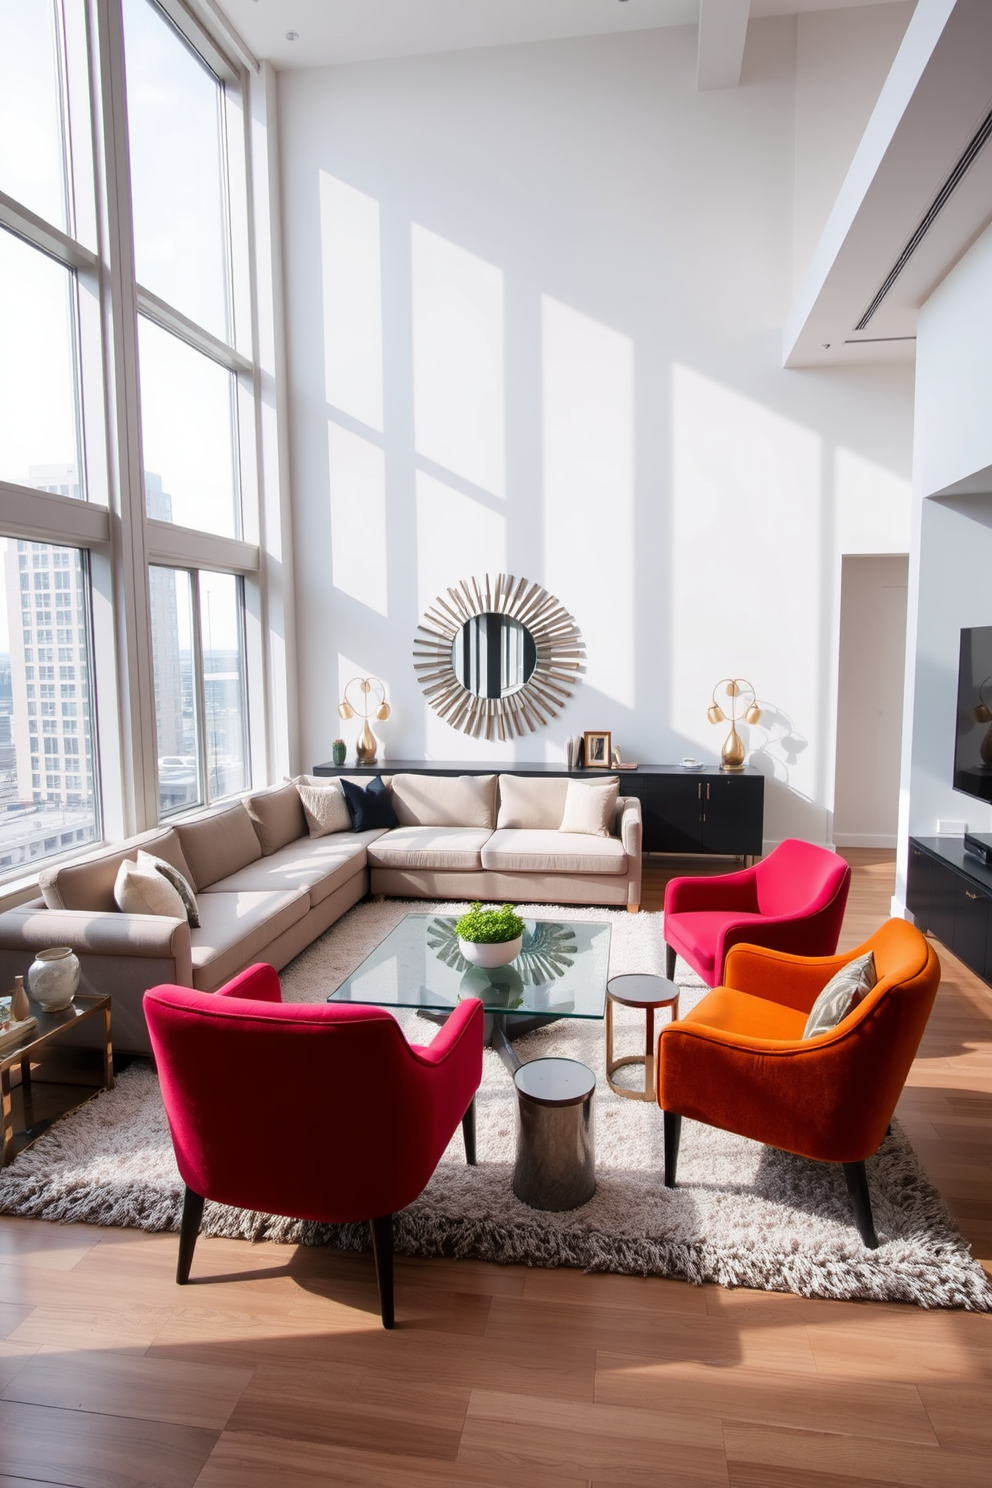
[656,918,940,1247]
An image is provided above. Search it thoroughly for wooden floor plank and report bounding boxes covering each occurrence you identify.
[722,1421,991,1488]
[458,1389,729,1486]
[594,1353,938,1445]
[0,1398,218,1488]
[0,1344,253,1430]
[195,1430,590,1488]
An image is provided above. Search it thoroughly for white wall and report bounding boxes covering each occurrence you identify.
[278,17,914,847]
[894,220,992,911]
[793,1,913,293]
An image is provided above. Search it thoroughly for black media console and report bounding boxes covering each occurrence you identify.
[907,836,992,988]
[311,760,764,860]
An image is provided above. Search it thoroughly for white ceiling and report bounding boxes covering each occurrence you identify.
[204,0,909,71]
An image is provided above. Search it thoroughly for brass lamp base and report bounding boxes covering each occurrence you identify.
[355,720,378,766]
[720,724,746,772]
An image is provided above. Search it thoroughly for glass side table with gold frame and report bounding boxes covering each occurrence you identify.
[1,992,114,1167]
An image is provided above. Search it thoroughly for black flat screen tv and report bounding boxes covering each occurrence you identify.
[953,625,992,805]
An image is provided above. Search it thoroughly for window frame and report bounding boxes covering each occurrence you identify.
[0,0,281,897]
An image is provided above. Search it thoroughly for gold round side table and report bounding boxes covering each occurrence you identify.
[605,973,679,1102]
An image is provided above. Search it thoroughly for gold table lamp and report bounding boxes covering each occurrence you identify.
[707,678,762,772]
[338,677,391,766]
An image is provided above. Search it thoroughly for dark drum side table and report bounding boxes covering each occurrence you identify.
[605,973,680,1102]
[1,992,114,1168]
[512,1057,596,1211]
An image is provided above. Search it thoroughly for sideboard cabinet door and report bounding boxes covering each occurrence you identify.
[700,776,764,857]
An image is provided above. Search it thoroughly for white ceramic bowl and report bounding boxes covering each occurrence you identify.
[458,934,523,969]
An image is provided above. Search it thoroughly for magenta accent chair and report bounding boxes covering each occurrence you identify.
[663,839,852,988]
[144,964,484,1328]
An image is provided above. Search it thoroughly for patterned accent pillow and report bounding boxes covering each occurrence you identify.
[802,951,877,1039]
[136,850,200,928]
[293,777,352,838]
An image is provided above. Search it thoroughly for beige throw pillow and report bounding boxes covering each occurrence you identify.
[558,777,619,837]
[293,777,352,837]
[496,775,571,830]
[114,858,187,918]
[802,951,877,1039]
[136,850,199,927]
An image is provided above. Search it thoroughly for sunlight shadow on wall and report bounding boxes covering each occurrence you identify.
[671,364,822,794]
[320,172,383,430]
[542,297,633,708]
[328,421,387,615]
[412,225,505,498]
[835,446,911,554]
[415,471,510,759]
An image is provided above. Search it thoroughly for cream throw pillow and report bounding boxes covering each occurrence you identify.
[114,858,187,918]
[136,850,199,927]
[293,777,352,837]
[558,777,619,837]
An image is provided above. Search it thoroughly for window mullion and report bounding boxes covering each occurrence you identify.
[189,568,208,804]
[88,0,158,838]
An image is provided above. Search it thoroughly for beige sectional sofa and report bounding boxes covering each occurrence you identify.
[0,772,641,1056]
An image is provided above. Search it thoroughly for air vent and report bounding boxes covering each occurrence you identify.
[855,101,992,331]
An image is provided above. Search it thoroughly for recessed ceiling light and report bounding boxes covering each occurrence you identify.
[286,31,299,41]
[820,342,831,350]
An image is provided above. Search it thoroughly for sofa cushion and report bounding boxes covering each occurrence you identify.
[190,888,309,990]
[367,827,492,871]
[204,829,384,905]
[496,775,570,830]
[245,783,307,855]
[38,827,196,913]
[176,804,262,890]
[481,829,628,875]
[559,777,619,837]
[340,776,399,831]
[390,773,497,829]
[114,858,186,918]
[294,777,352,837]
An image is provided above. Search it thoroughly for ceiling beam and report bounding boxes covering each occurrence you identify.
[697,0,750,91]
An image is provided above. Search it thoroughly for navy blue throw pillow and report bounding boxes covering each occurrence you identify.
[340,775,398,831]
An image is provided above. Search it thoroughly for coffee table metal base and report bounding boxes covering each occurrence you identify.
[512,1057,596,1211]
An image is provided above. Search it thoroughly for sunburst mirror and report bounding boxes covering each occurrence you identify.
[413,574,584,740]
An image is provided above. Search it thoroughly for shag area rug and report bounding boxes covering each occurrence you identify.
[1,899,989,1310]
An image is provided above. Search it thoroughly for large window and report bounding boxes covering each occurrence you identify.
[150,566,248,817]
[0,539,98,872]
[0,0,264,886]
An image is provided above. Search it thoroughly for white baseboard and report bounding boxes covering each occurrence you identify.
[832,833,897,848]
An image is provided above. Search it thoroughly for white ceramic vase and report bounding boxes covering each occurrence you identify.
[458,934,523,969]
[28,946,81,1011]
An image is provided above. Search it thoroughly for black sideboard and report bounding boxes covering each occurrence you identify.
[907,836,992,987]
[311,759,764,859]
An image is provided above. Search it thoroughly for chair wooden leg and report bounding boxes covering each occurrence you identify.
[842,1161,878,1249]
[177,1187,205,1284]
[665,943,676,981]
[462,1096,477,1166]
[663,1111,682,1188]
[369,1214,395,1328]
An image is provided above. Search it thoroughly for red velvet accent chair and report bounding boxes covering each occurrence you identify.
[663,838,852,987]
[144,964,484,1327]
[656,918,941,1247]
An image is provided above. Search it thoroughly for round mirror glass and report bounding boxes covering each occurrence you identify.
[451,613,537,699]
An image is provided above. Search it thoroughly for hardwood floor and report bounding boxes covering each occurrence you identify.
[0,849,989,1488]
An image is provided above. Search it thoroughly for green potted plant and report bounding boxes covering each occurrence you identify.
[454,901,525,968]
[331,738,347,766]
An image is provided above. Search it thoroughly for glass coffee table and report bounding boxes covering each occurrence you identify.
[329,913,611,1072]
